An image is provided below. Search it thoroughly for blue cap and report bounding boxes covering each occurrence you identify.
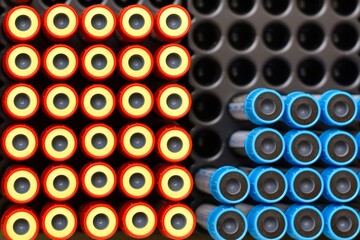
[355,132,360,158]
[322,204,360,240]
[319,130,357,166]
[245,127,285,164]
[248,166,288,203]
[207,205,248,240]
[210,166,250,204]
[318,90,357,127]
[248,205,287,240]
[283,92,320,128]
[244,88,284,125]
[321,167,359,203]
[286,167,323,203]
[283,130,321,166]
[285,204,324,240]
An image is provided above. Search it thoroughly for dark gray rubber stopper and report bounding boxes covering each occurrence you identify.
[166,53,182,69]
[91,94,107,110]
[91,133,107,149]
[222,217,239,235]
[53,13,70,29]
[167,94,182,110]
[53,175,70,191]
[130,173,145,189]
[53,54,69,70]
[13,219,30,235]
[14,93,30,110]
[129,14,145,30]
[14,177,30,194]
[129,93,145,109]
[93,214,109,230]
[51,214,68,231]
[129,55,145,71]
[15,54,31,70]
[15,15,31,31]
[91,172,108,188]
[166,14,182,30]
[91,54,107,70]
[130,133,146,149]
[168,175,184,191]
[91,14,107,30]
[171,214,187,230]
[12,134,29,151]
[52,136,68,152]
[167,137,183,153]
[53,93,70,109]
[132,212,148,228]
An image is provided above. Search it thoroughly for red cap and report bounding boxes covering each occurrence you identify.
[42,83,79,120]
[158,202,196,239]
[41,164,78,201]
[3,6,41,42]
[80,44,116,81]
[154,43,191,81]
[116,83,154,119]
[1,124,38,161]
[117,45,154,81]
[1,205,39,240]
[80,201,118,239]
[42,44,79,81]
[119,201,157,239]
[117,4,154,42]
[79,161,116,198]
[80,5,116,42]
[156,164,193,201]
[80,123,117,160]
[155,84,192,120]
[154,4,191,42]
[80,84,115,120]
[2,83,40,120]
[40,203,77,240]
[156,125,192,163]
[117,162,154,199]
[42,4,79,41]
[2,165,40,204]
[40,125,77,162]
[2,44,40,81]
[118,123,155,159]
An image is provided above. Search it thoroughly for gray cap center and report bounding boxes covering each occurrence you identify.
[264,217,279,233]
[336,177,351,194]
[12,134,29,151]
[171,214,187,230]
[91,172,108,188]
[53,13,70,29]
[132,212,148,228]
[167,94,182,110]
[129,55,144,71]
[53,54,69,70]
[222,217,239,235]
[14,93,30,110]
[300,178,315,194]
[166,14,182,30]
[93,214,109,230]
[130,133,146,149]
[261,138,276,155]
[91,133,107,149]
[53,175,70,191]
[14,177,30,194]
[298,140,313,157]
[334,140,349,157]
[52,135,68,152]
[166,53,182,69]
[337,216,352,232]
[91,94,107,110]
[226,178,241,195]
[297,103,312,120]
[51,214,68,231]
[300,215,316,232]
[130,173,145,189]
[263,178,279,194]
[167,137,183,153]
[168,175,184,191]
[334,101,349,118]
[15,15,31,31]
[260,99,276,115]
[53,93,70,110]
[129,93,145,109]
[15,54,31,70]
[129,14,145,30]
[13,219,29,235]
[91,54,107,70]
[91,14,107,30]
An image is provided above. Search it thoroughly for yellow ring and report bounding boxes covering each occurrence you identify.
[45,168,77,200]
[163,207,194,238]
[122,166,153,197]
[45,47,77,78]
[159,46,189,77]
[121,48,152,78]
[84,47,115,78]
[8,8,39,39]
[44,128,76,160]
[85,207,117,238]
[84,165,115,196]
[8,46,39,78]
[83,87,114,118]
[45,86,77,117]
[6,86,38,117]
[121,86,152,117]
[159,129,190,161]
[160,168,191,199]
[121,7,152,37]
[46,7,77,37]
[44,207,76,239]
[5,127,36,159]
[159,86,190,117]
[7,170,38,202]
[122,126,153,157]
[84,126,115,158]
[84,7,115,38]
[159,7,189,38]
[124,205,156,236]
[6,211,37,240]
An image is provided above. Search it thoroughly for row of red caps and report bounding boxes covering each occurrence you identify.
[1,123,192,162]
[3,83,191,121]
[4,4,191,43]
[1,201,196,239]
[3,43,191,82]
[2,162,193,203]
